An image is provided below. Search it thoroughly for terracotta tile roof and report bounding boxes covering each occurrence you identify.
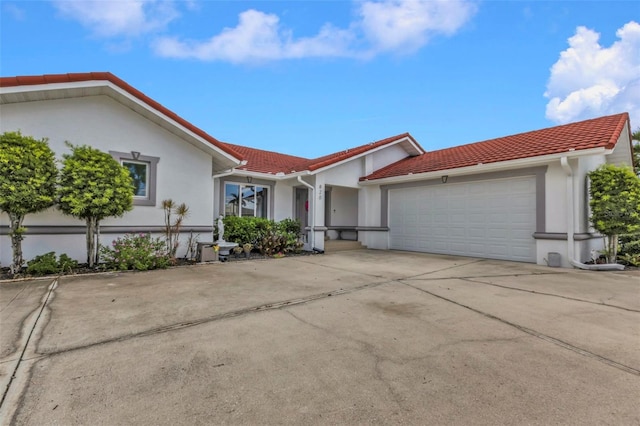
[0,72,243,161]
[362,113,630,181]
[226,133,418,175]
[223,143,312,174]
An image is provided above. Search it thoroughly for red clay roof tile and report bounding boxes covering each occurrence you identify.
[225,133,418,175]
[361,113,630,181]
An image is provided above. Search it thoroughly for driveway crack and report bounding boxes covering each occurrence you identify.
[458,277,640,313]
[284,310,410,413]
[400,280,640,377]
[40,279,396,358]
[0,278,58,417]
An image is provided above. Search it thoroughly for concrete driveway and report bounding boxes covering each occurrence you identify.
[1,250,638,425]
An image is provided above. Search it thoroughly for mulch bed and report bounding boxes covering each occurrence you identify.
[0,251,319,282]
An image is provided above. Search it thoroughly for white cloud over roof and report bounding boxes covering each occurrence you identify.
[359,0,476,54]
[545,21,640,126]
[53,0,180,37]
[153,9,356,63]
[52,0,476,63]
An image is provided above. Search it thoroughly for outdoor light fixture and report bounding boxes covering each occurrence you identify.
[441,175,448,184]
[131,151,140,160]
[246,176,253,184]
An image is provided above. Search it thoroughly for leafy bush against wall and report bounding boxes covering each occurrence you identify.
[26,252,79,276]
[0,131,58,275]
[618,235,640,267]
[58,143,134,268]
[220,217,303,255]
[99,233,171,271]
[588,164,640,262]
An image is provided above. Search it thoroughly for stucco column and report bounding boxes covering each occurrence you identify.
[312,174,326,251]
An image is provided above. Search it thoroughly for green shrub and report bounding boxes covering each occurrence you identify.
[618,235,640,266]
[258,229,288,256]
[277,218,303,253]
[25,252,79,276]
[58,253,79,273]
[26,252,59,276]
[221,216,303,255]
[100,233,171,271]
[221,216,271,245]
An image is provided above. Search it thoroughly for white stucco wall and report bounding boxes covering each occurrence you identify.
[1,95,215,264]
[372,144,409,170]
[273,179,295,221]
[544,162,569,234]
[321,160,364,188]
[606,126,634,167]
[358,186,382,228]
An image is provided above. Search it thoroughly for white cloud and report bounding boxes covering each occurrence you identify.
[53,0,180,37]
[154,9,354,63]
[358,0,477,54]
[153,0,476,63]
[545,21,640,125]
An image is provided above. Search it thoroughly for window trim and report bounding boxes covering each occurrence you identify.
[109,151,159,206]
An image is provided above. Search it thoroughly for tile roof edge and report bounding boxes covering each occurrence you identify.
[1,72,245,162]
[606,112,630,149]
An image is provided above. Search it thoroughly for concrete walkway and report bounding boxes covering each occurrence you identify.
[1,250,638,425]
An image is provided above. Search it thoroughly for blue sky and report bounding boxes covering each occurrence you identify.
[1,1,638,158]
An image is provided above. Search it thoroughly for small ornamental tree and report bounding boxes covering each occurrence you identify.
[0,131,58,274]
[57,143,134,267]
[162,199,189,259]
[588,164,640,262]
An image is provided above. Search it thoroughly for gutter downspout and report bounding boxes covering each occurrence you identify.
[560,157,623,271]
[297,175,321,252]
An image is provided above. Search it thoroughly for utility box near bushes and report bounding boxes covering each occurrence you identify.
[547,252,561,267]
[197,242,218,262]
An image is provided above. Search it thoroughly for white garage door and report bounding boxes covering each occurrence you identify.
[389,176,536,262]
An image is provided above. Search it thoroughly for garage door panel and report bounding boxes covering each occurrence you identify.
[450,227,466,237]
[511,229,533,239]
[450,214,466,225]
[389,176,536,262]
[468,227,486,238]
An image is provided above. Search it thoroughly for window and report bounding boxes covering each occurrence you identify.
[110,151,159,206]
[122,160,149,198]
[225,183,269,218]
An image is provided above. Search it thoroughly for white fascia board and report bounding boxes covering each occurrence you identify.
[230,169,312,181]
[0,80,102,95]
[359,147,610,186]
